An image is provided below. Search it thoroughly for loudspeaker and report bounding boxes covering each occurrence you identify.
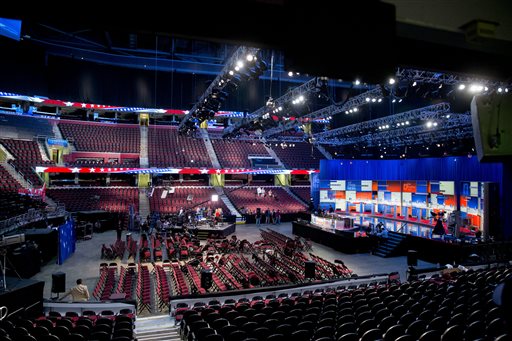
[305,261,316,279]
[52,272,66,293]
[201,269,213,289]
[471,94,512,161]
[407,250,418,266]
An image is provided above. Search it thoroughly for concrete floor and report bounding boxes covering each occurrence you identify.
[31,222,435,302]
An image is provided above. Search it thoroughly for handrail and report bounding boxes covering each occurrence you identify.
[0,205,66,235]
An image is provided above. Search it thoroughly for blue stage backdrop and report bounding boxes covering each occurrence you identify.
[314,156,511,238]
[58,219,76,265]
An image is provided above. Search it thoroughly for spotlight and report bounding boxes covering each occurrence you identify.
[380,155,384,158]
[377,98,382,103]
[469,84,484,93]
[426,121,433,128]
[371,98,376,103]
[433,122,438,127]
[398,99,403,103]
[353,107,358,112]
[438,84,443,89]
[298,95,304,102]
[355,79,361,85]
[246,54,254,62]
[405,121,409,125]
[458,84,466,90]
[236,60,244,68]
[385,125,389,128]
[506,88,509,93]
[484,86,488,91]
[392,99,396,103]
[388,78,396,85]
[278,106,283,111]
[229,70,234,76]
[349,109,353,113]
[234,66,240,71]
[345,111,349,114]
[498,87,503,93]
[446,115,450,118]
[365,97,371,102]
[412,81,417,87]
[288,71,293,77]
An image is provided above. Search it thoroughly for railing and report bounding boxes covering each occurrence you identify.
[0,205,66,235]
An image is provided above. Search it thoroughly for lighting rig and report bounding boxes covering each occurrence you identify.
[222,77,325,138]
[315,103,473,149]
[262,86,383,138]
[178,46,263,135]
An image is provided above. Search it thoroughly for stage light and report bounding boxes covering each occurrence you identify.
[355,79,361,85]
[506,88,509,93]
[298,95,304,101]
[385,125,389,128]
[426,121,433,128]
[412,81,417,87]
[353,107,358,112]
[458,84,466,90]
[371,98,376,102]
[405,121,409,125]
[439,84,443,89]
[229,70,234,76]
[433,122,438,127]
[398,99,403,102]
[246,54,254,62]
[446,115,450,118]
[349,109,353,113]
[392,99,396,103]
[236,60,244,68]
[377,98,382,103]
[388,78,396,85]
[234,66,240,71]
[212,194,219,202]
[278,106,283,111]
[498,87,503,93]
[288,71,293,77]
[469,84,484,93]
[345,111,349,114]
[365,97,371,102]
[380,155,384,158]
[484,86,488,91]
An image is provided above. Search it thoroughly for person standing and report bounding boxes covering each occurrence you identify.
[265,208,271,224]
[60,279,90,302]
[275,210,281,225]
[116,220,123,241]
[255,210,261,226]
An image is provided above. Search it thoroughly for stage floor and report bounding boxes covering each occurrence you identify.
[30,222,435,311]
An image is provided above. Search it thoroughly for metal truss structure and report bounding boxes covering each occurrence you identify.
[262,86,383,138]
[395,68,502,87]
[315,103,451,140]
[179,46,260,131]
[319,113,472,147]
[222,77,321,137]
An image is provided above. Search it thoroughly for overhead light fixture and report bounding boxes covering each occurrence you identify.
[365,97,370,102]
[392,99,396,103]
[371,98,377,102]
[355,79,361,85]
[398,99,403,103]
[288,71,293,77]
[388,78,396,85]
[229,70,234,76]
[353,107,358,112]
[438,84,443,89]
[469,84,484,93]
[426,121,433,128]
[458,84,466,90]
[412,81,417,87]
[246,54,254,62]
[236,60,244,68]
[498,87,503,93]
[377,98,382,103]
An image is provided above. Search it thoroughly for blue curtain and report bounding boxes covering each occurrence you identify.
[58,219,76,265]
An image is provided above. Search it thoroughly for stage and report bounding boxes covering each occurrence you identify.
[292,220,377,254]
[0,277,44,319]
[169,222,236,239]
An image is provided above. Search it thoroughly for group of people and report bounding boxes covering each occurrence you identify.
[255,187,276,200]
[255,208,281,226]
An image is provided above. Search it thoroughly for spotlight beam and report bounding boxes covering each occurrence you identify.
[179,45,259,132]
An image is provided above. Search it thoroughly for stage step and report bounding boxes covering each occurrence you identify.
[135,316,180,341]
[373,231,408,258]
[197,231,210,240]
